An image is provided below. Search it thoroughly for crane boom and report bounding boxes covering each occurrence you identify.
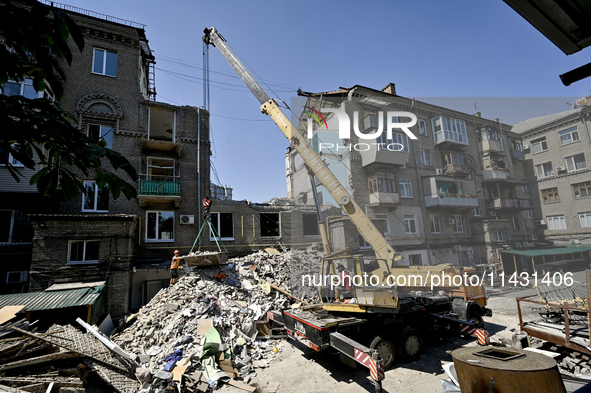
[203,27,395,267]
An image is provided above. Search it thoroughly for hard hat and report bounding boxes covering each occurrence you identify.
[174,250,180,254]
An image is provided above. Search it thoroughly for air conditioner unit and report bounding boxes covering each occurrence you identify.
[556,166,566,172]
[488,211,497,217]
[523,145,530,151]
[435,168,444,175]
[571,239,581,244]
[535,220,546,226]
[447,218,455,225]
[180,215,195,225]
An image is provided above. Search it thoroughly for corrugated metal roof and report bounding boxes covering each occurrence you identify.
[500,245,591,257]
[0,284,105,312]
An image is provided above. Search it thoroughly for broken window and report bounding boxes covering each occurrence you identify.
[302,213,319,236]
[68,240,100,264]
[147,157,175,179]
[260,213,280,238]
[409,254,422,266]
[210,212,234,240]
[149,107,176,142]
[87,124,113,149]
[146,211,174,242]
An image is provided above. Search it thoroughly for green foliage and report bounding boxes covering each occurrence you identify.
[0,0,137,200]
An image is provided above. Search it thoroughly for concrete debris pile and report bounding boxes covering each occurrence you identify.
[111,247,322,392]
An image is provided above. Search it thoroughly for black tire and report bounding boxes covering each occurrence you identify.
[397,327,422,362]
[468,312,485,328]
[369,335,395,370]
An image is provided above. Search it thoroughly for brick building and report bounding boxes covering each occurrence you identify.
[290,84,537,268]
[512,101,591,246]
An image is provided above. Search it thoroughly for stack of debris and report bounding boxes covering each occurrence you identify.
[110,247,322,392]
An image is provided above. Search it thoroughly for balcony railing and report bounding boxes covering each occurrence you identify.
[487,198,530,209]
[478,139,505,154]
[138,175,180,196]
[482,168,508,181]
[369,192,400,206]
[510,149,525,160]
[425,194,479,209]
[444,164,471,176]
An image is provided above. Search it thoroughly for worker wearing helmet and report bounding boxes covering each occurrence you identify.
[170,250,182,285]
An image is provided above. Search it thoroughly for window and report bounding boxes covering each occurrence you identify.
[375,132,409,153]
[6,271,27,284]
[418,119,428,136]
[404,215,417,234]
[409,254,422,266]
[148,157,175,178]
[541,187,559,203]
[82,181,109,212]
[420,149,430,166]
[0,210,32,244]
[302,213,319,236]
[260,213,280,238]
[565,153,587,172]
[530,137,548,154]
[559,127,580,146]
[527,210,533,218]
[535,162,554,178]
[547,215,567,230]
[368,172,396,194]
[87,124,113,149]
[473,208,481,217]
[399,179,412,198]
[521,180,528,193]
[453,215,463,233]
[68,240,100,264]
[429,214,441,234]
[432,116,468,145]
[149,107,176,142]
[573,181,591,199]
[579,212,591,228]
[0,144,23,166]
[375,214,391,235]
[443,152,466,167]
[2,78,43,99]
[512,217,521,230]
[532,230,538,240]
[92,48,117,77]
[146,211,174,242]
[495,231,504,242]
[210,212,234,241]
[515,242,522,249]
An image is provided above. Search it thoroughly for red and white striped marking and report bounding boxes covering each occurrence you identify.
[354,348,373,368]
[475,329,490,346]
[354,349,384,381]
[459,323,478,335]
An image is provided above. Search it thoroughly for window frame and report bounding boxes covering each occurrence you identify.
[541,187,560,203]
[67,240,100,265]
[145,211,175,242]
[547,215,567,230]
[429,214,441,234]
[409,254,422,266]
[87,123,114,149]
[92,48,117,77]
[6,271,28,284]
[418,119,428,136]
[0,210,32,244]
[404,215,417,234]
[535,162,554,178]
[368,172,396,194]
[0,144,24,167]
[565,153,587,172]
[260,212,281,238]
[572,181,591,199]
[512,216,521,231]
[579,212,591,228]
[495,230,505,242]
[453,214,463,233]
[420,149,430,166]
[81,180,109,212]
[374,213,391,235]
[559,127,580,146]
[530,137,548,154]
[399,179,413,198]
[209,212,235,241]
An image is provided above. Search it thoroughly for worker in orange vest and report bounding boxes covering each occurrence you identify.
[170,250,182,285]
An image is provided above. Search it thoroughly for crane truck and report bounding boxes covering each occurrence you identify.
[203,27,492,392]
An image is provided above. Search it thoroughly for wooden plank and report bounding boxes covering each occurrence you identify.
[0,306,25,325]
[227,379,256,392]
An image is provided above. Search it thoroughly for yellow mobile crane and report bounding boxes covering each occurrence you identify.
[203,27,491,391]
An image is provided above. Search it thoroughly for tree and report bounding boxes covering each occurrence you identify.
[0,0,137,200]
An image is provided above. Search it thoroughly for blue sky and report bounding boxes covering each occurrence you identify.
[68,0,591,201]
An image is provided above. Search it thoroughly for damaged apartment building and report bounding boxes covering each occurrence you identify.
[0,4,211,319]
[290,84,539,268]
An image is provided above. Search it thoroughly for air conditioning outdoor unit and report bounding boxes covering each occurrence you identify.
[523,145,530,151]
[447,218,455,225]
[535,220,546,226]
[435,168,444,175]
[180,215,195,225]
[556,166,566,172]
[571,239,581,244]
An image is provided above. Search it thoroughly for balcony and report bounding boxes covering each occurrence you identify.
[137,176,181,207]
[444,164,471,177]
[478,139,505,154]
[425,194,480,209]
[510,149,525,160]
[487,198,530,210]
[482,168,508,181]
[369,192,400,207]
[140,138,181,156]
[359,147,409,169]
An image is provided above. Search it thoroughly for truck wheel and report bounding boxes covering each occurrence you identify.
[369,335,395,370]
[468,312,484,327]
[397,327,422,361]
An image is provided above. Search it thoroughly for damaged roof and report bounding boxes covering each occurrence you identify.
[0,283,105,312]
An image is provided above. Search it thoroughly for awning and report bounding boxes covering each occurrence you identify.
[0,283,105,312]
[500,246,591,257]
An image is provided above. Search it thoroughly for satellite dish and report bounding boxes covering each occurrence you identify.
[576,97,587,107]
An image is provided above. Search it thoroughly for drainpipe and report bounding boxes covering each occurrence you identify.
[197,109,201,229]
[411,99,432,265]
